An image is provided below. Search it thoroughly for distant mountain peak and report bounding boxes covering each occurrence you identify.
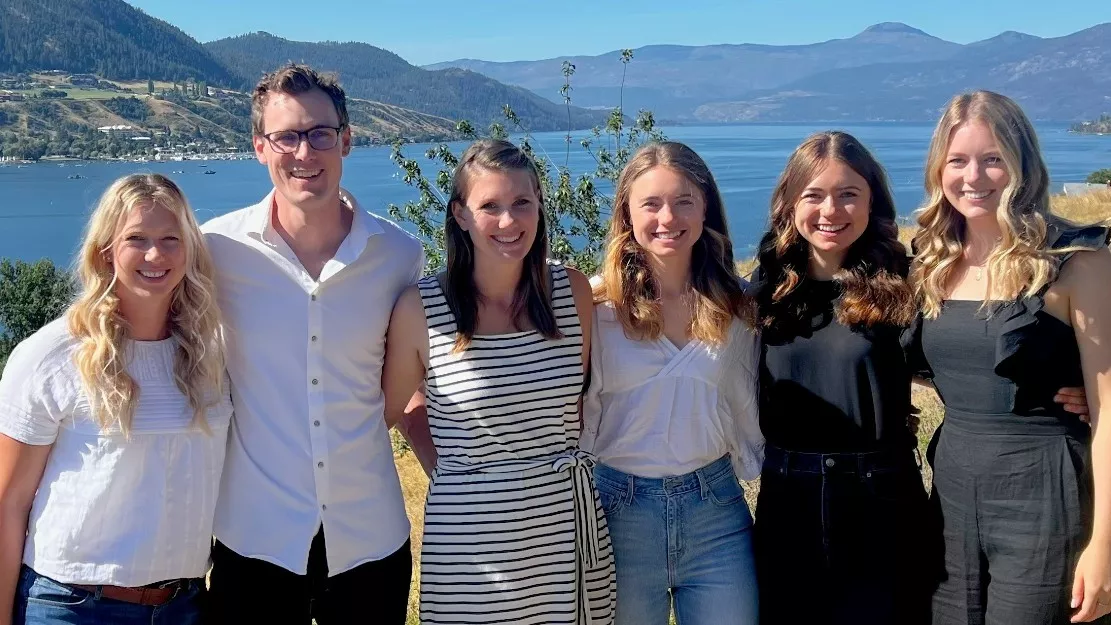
[860,22,930,37]
[967,29,1041,47]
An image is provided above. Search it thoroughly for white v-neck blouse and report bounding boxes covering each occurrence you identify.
[580,301,764,480]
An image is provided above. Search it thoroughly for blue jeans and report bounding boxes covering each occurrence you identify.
[14,565,205,625]
[594,454,758,625]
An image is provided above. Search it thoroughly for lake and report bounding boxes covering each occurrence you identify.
[2,123,1108,266]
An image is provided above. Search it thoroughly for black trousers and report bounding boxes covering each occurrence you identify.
[207,528,412,625]
[929,412,1111,625]
[754,444,939,625]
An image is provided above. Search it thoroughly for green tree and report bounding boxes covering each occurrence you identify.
[1087,169,1111,185]
[0,259,75,370]
[388,49,663,275]
[147,78,155,95]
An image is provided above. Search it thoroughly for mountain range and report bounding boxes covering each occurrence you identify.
[1,0,1108,126]
[426,22,1111,122]
[0,0,603,131]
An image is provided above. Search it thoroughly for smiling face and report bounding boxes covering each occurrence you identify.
[451,167,541,265]
[252,88,351,213]
[110,202,186,315]
[627,165,706,263]
[941,120,1011,221]
[792,159,871,273]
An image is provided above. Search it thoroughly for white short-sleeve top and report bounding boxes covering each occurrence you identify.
[0,318,232,586]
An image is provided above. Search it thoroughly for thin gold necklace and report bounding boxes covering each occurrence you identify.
[966,237,1002,281]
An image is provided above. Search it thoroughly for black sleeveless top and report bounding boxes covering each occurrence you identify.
[907,224,1110,421]
[759,278,917,453]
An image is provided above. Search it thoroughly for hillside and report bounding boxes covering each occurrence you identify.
[205,32,608,132]
[1070,114,1111,135]
[0,0,239,85]
[426,23,963,119]
[0,0,606,132]
[0,79,457,160]
[428,22,1111,122]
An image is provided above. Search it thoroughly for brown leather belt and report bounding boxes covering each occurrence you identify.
[70,580,187,606]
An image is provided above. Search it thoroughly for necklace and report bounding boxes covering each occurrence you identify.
[967,236,1003,281]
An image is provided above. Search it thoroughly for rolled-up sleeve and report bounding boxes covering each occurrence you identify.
[579,304,605,453]
[723,322,765,481]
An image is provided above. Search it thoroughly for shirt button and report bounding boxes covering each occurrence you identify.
[825,458,836,467]
[314,420,321,427]
[312,379,318,385]
[311,335,318,342]
[317,461,324,468]
[311,294,317,301]
[321,504,327,511]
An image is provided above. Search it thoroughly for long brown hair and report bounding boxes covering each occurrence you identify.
[594,141,754,343]
[911,90,1061,318]
[445,139,559,351]
[755,131,914,330]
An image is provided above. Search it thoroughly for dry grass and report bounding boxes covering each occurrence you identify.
[393,448,428,625]
[391,191,1111,624]
[1053,189,1111,226]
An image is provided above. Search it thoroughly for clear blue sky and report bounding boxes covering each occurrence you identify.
[127,0,1108,66]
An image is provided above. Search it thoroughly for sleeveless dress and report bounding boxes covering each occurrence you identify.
[907,224,1111,625]
[417,262,616,625]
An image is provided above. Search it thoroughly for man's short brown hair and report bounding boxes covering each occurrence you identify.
[251,63,349,136]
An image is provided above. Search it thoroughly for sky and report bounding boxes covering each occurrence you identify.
[127,0,1108,66]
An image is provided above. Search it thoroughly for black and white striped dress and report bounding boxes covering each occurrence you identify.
[417,262,616,625]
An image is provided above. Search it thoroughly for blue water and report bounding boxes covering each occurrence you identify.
[1,123,1108,266]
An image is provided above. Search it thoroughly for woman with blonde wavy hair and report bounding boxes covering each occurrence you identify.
[751,130,937,625]
[0,173,231,625]
[579,141,763,624]
[908,90,1111,624]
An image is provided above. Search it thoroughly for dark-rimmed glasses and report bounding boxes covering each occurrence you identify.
[262,125,345,154]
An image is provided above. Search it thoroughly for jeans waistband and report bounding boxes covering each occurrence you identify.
[943,407,1089,438]
[762,444,916,476]
[594,454,735,496]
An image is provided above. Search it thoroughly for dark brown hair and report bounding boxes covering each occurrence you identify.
[250,63,349,136]
[755,131,915,330]
[594,141,755,342]
[445,139,558,352]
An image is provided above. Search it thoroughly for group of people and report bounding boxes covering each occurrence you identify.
[0,60,1107,625]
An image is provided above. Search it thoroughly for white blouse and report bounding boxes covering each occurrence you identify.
[580,301,764,480]
[0,318,232,586]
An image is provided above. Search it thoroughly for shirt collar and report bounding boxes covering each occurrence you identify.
[247,188,384,252]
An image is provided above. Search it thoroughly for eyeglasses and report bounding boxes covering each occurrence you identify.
[262,125,344,154]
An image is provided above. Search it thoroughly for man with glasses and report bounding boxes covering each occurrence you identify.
[201,63,422,624]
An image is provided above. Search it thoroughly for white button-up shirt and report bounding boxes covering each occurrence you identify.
[202,189,423,575]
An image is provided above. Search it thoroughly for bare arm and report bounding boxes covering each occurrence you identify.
[565,268,594,420]
[1063,248,1111,623]
[0,436,51,625]
[383,285,437,476]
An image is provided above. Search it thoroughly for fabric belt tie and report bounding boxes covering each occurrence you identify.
[552,448,602,571]
[438,448,603,622]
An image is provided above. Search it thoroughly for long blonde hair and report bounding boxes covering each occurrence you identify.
[595,141,754,343]
[68,174,225,436]
[911,90,1060,318]
[755,131,915,330]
